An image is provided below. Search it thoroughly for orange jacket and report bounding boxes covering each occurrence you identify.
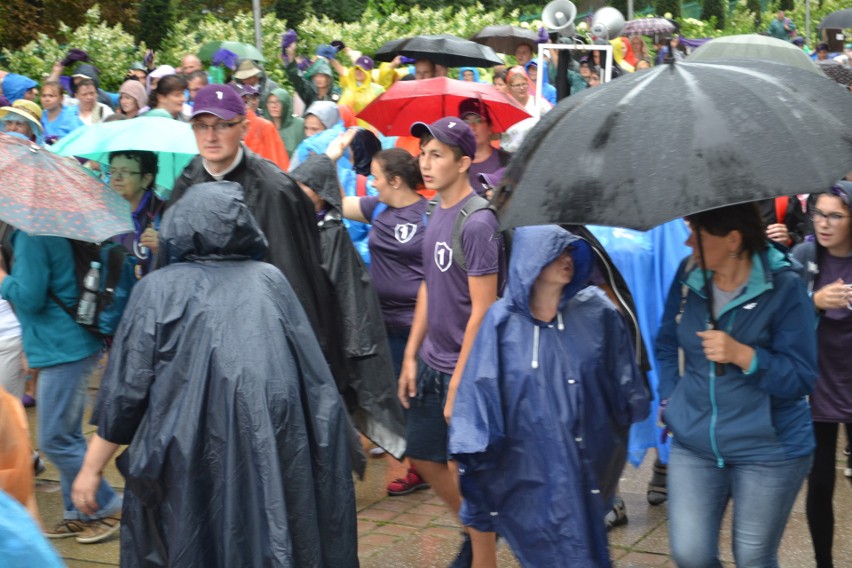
[244,109,290,171]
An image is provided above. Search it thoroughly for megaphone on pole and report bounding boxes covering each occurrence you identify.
[542,0,577,37]
[590,6,625,41]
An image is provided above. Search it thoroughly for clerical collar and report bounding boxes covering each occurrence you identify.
[203,145,245,181]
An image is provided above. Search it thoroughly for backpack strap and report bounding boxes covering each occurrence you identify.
[452,195,493,273]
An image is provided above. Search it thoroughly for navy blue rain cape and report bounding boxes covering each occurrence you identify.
[449,225,650,567]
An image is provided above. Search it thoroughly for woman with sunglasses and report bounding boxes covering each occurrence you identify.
[792,181,852,568]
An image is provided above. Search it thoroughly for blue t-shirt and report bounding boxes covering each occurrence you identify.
[41,105,83,140]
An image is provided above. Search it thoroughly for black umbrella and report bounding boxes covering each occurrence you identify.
[374,34,504,68]
[819,8,852,30]
[495,59,852,231]
[470,25,540,55]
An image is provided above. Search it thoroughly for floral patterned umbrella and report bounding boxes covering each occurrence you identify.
[0,133,133,243]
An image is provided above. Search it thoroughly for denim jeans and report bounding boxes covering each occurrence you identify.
[37,352,121,520]
[667,442,812,568]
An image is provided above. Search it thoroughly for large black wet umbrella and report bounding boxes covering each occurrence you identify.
[495,59,852,232]
[374,34,504,68]
[819,8,852,30]
[470,25,540,55]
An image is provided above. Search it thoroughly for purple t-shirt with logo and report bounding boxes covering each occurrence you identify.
[468,150,502,195]
[419,192,506,375]
[359,196,427,328]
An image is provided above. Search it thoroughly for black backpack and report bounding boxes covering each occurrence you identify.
[48,240,139,341]
[424,194,513,273]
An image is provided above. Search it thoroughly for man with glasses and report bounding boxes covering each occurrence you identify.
[164,84,347,382]
[458,98,511,193]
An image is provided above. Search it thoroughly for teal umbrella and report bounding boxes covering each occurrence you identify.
[198,41,266,63]
[50,116,198,200]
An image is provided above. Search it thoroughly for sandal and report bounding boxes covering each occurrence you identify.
[646,459,668,506]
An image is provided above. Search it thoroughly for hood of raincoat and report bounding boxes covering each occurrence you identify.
[458,67,481,82]
[268,87,294,126]
[305,58,333,81]
[290,154,342,213]
[523,58,550,83]
[305,100,340,130]
[159,181,268,264]
[351,129,381,176]
[1,74,38,103]
[508,225,594,319]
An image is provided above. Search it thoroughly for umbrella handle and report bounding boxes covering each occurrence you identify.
[714,362,726,376]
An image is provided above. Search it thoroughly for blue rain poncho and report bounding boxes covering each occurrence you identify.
[449,225,650,567]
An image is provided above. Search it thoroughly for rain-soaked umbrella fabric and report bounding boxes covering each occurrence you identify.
[198,40,266,63]
[0,133,133,242]
[687,34,822,75]
[94,181,358,567]
[374,34,504,68]
[496,59,852,231]
[357,77,531,135]
[50,116,198,198]
[819,8,852,30]
[469,25,540,55]
[622,18,677,37]
[817,60,852,86]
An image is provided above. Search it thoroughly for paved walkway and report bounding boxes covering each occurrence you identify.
[26,382,852,567]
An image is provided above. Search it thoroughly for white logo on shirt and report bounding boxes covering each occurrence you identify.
[395,223,417,244]
[743,302,758,310]
[434,242,453,272]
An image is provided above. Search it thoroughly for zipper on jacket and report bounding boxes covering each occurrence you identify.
[706,311,739,468]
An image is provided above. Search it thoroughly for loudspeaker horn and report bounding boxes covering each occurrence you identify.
[590,6,625,41]
[542,0,577,37]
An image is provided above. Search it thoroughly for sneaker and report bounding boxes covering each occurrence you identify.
[33,452,46,476]
[447,534,473,568]
[75,515,121,544]
[845,452,852,479]
[604,496,628,531]
[44,519,87,539]
[386,469,430,496]
[646,459,668,506]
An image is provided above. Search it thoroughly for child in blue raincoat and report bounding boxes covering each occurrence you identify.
[449,225,650,567]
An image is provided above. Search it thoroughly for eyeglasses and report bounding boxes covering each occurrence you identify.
[809,209,851,225]
[463,115,483,125]
[110,170,141,179]
[191,120,244,133]
[509,82,529,89]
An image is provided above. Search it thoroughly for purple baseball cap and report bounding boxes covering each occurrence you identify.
[355,55,375,71]
[477,167,506,192]
[191,84,246,120]
[410,116,476,159]
[232,82,259,97]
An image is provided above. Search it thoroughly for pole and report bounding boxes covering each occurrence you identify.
[253,0,263,51]
[628,0,634,21]
[805,0,811,47]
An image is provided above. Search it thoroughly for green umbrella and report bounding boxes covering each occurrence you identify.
[198,41,266,63]
[50,116,198,200]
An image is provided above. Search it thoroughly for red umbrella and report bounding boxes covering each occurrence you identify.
[356,77,531,136]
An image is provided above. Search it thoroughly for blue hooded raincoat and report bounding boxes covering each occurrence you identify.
[449,225,650,568]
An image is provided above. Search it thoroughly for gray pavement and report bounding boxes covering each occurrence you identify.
[26,381,852,567]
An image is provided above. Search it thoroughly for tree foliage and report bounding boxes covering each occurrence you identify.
[701,0,726,29]
[655,0,682,18]
[137,0,174,51]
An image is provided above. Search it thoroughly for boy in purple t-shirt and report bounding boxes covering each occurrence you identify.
[398,117,506,567]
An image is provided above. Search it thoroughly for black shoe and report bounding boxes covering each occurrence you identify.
[647,459,668,506]
[34,452,46,476]
[605,496,628,531]
[448,534,472,568]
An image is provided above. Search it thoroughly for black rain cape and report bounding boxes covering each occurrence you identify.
[291,155,406,459]
[164,148,349,393]
[94,182,359,567]
[449,225,650,568]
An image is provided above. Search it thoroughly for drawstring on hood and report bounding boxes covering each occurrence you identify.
[510,226,593,368]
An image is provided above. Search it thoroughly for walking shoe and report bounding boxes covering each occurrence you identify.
[646,459,668,506]
[33,452,46,476]
[447,534,473,568]
[845,452,852,479]
[604,496,628,531]
[44,519,87,539]
[386,468,430,496]
[75,514,122,544]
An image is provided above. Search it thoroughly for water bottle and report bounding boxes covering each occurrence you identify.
[76,261,101,326]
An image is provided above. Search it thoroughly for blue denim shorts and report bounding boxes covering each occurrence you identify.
[404,359,452,463]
